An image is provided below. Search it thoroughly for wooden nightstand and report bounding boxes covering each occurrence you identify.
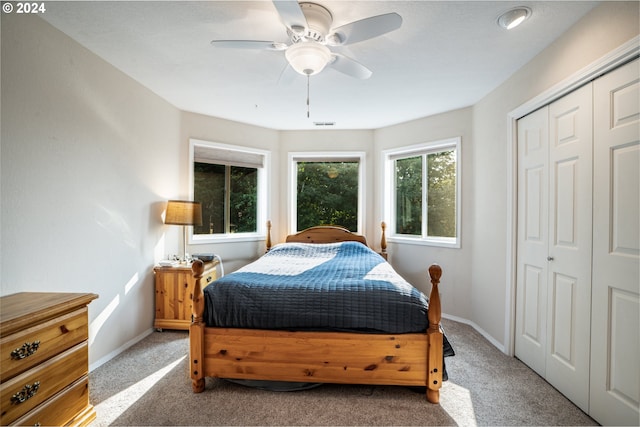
[153,261,218,331]
[0,292,98,426]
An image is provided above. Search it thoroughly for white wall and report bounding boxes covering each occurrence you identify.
[1,14,183,366]
[470,1,639,350]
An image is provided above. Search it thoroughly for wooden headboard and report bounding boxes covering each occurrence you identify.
[265,221,387,258]
[286,225,368,246]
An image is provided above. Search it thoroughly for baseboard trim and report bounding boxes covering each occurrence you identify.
[89,327,154,372]
[442,313,506,354]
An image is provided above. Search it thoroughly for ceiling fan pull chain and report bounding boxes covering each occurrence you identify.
[306,73,310,118]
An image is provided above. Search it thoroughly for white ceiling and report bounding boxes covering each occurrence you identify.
[41,1,600,130]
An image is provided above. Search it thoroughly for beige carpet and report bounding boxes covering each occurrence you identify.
[89,319,597,426]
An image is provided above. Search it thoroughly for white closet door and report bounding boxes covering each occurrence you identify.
[590,58,640,426]
[546,82,593,412]
[515,107,549,376]
[516,83,593,412]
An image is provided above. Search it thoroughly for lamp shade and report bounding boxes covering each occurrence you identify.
[285,41,332,76]
[164,200,203,226]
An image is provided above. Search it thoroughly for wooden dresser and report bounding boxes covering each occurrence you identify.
[154,261,217,331]
[0,292,98,426]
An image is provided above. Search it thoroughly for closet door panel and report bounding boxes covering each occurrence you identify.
[550,272,576,365]
[546,83,592,412]
[554,159,578,246]
[515,107,549,376]
[611,145,639,255]
[591,58,639,426]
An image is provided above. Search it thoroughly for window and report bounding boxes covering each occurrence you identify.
[289,152,365,234]
[383,137,461,248]
[189,139,269,242]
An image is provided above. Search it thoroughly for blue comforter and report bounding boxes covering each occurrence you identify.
[203,241,430,333]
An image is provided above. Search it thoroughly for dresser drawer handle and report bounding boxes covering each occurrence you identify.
[11,381,40,404]
[206,276,213,283]
[10,341,40,360]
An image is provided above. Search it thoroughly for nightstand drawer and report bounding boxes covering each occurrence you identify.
[0,308,88,382]
[10,376,92,427]
[0,342,88,425]
[202,270,216,288]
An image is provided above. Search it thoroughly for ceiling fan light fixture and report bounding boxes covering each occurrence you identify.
[497,7,531,30]
[285,41,332,76]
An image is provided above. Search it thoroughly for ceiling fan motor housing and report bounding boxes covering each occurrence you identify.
[289,2,333,43]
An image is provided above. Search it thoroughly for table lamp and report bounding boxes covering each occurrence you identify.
[164,200,202,262]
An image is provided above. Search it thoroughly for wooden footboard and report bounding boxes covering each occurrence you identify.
[189,239,443,403]
[200,328,429,385]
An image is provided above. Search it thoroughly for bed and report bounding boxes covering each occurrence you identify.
[189,224,451,403]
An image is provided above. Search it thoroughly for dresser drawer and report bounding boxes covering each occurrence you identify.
[0,308,88,382]
[10,376,92,427]
[0,342,88,425]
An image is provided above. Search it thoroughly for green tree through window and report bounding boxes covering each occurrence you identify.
[193,163,257,234]
[395,156,422,235]
[427,150,456,238]
[296,161,359,231]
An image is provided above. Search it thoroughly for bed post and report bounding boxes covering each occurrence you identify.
[266,220,272,252]
[190,259,206,393]
[380,221,387,259]
[426,264,443,404]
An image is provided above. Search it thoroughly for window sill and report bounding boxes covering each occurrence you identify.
[388,235,460,249]
[191,233,266,245]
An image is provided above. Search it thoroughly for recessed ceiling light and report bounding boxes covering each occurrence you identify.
[497,7,532,30]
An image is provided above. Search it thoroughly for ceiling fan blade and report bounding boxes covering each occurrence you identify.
[211,40,288,50]
[328,13,402,46]
[272,0,307,31]
[329,54,372,79]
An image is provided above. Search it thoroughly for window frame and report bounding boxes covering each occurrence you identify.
[288,151,366,235]
[382,137,461,248]
[189,138,270,244]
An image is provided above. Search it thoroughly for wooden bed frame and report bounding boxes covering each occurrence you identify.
[189,224,444,403]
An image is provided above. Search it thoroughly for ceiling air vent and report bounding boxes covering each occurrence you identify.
[314,122,335,127]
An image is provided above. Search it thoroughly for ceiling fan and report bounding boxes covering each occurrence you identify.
[211,0,403,80]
